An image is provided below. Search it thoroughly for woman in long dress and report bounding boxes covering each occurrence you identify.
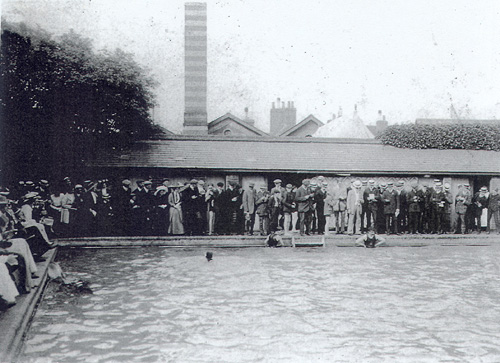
[168,183,184,235]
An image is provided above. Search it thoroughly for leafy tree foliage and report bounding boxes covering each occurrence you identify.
[0,21,159,182]
[376,124,500,151]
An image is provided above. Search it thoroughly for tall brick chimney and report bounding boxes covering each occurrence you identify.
[183,2,208,135]
[270,98,296,136]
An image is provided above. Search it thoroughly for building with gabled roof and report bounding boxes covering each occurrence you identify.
[279,114,324,137]
[207,113,268,137]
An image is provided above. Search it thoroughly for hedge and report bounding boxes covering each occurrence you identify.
[376,124,500,151]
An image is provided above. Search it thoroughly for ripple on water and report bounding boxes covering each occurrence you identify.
[21,245,500,362]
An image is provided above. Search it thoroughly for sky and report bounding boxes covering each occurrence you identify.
[3,0,500,133]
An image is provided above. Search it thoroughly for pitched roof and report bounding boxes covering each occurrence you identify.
[208,113,268,136]
[88,136,500,175]
[279,114,324,137]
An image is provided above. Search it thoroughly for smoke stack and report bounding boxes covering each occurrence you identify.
[183,2,208,135]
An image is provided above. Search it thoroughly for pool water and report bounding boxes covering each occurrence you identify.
[21,245,500,362]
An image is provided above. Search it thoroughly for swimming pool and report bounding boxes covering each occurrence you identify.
[21,245,500,362]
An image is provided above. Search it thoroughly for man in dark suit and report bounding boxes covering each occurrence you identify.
[113,179,132,236]
[407,181,423,234]
[135,180,155,235]
[363,180,380,232]
[314,182,328,234]
[182,179,201,236]
[381,182,399,234]
[295,179,314,235]
[214,182,227,235]
[396,181,408,233]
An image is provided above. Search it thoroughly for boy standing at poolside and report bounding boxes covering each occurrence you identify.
[355,227,386,248]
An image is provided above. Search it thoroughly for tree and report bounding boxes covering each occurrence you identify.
[0,21,159,183]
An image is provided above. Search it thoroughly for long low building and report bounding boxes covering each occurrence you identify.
[87,135,500,192]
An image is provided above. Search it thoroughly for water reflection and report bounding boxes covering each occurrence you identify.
[21,245,500,362]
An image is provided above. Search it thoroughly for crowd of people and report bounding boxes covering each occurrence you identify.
[0,176,498,240]
[1,175,499,309]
